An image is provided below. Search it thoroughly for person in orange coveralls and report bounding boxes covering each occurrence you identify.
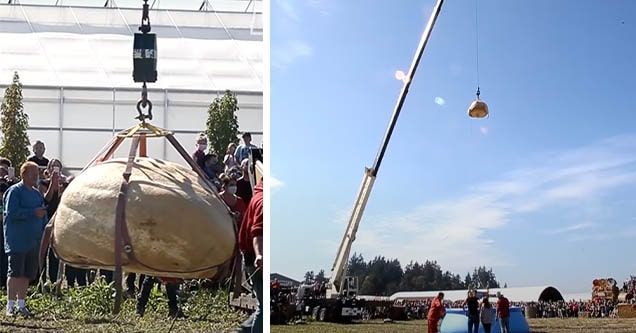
[427,292,446,333]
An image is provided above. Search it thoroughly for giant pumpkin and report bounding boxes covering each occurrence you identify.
[52,157,236,279]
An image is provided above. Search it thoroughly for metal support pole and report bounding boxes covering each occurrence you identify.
[370,0,445,177]
[58,87,64,163]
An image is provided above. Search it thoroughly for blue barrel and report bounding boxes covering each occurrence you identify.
[440,307,530,333]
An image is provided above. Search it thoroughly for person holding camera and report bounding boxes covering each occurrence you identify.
[3,162,48,317]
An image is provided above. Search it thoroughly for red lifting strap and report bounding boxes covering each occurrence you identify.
[39,214,56,271]
[113,135,141,314]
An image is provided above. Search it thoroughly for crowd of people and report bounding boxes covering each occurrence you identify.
[192,132,264,332]
[396,291,627,333]
[422,291,510,333]
[396,294,621,323]
[622,276,636,301]
[0,135,264,333]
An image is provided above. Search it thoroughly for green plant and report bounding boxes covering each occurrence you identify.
[0,71,31,169]
[205,90,240,158]
[0,280,247,332]
[69,276,116,320]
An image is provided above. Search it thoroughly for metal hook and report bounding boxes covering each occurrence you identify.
[139,0,151,33]
[136,99,153,121]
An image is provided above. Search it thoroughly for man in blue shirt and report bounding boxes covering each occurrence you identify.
[234,132,258,164]
[3,161,47,317]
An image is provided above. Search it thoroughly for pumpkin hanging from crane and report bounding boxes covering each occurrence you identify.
[468,87,489,119]
[51,156,237,279]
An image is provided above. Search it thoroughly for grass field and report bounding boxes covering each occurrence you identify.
[0,314,240,333]
[0,300,248,333]
[0,280,248,333]
[271,318,636,333]
[0,298,247,333]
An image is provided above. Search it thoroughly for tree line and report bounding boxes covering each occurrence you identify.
[303,253,503,296]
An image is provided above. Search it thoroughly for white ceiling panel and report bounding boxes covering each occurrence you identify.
[0,4,262,92]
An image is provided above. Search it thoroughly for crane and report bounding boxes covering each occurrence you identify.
[294,0,489,323]
[327,0,489,298]
[327,0,446,300]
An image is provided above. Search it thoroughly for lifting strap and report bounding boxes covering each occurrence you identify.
[112,135,141,313]
[39,214,56,272]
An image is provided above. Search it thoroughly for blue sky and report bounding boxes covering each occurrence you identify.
[270,0,636,294]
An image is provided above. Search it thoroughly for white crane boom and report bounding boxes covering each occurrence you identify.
[327,0,446,298]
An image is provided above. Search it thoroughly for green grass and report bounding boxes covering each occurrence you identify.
[0,278,248,332]
[271,318,636,333]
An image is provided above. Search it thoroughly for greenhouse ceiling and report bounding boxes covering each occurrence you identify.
[0,1,262,91]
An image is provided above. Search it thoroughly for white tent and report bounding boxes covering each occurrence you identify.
[390,286,565,303]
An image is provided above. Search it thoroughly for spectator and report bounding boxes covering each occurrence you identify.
[3,162,48,317]
[427,292,445,333]
[464,290,479,333]
[137,276,185,318]
[238,180,263,333]
[0,158,17,184]
[0,166,10,290]
[39,159,64,283]
[0,158,11,169]
[202,153,222,181]
[480,296,494,333]
[27,141,49,178]
[271,278,281,298]
[126,273,144,298]
[496,292,511,333]
[192,133,208,172]
[234,132,257,164]
[224,143,239,172]
[236,159,253,206]
[219,173,247,221]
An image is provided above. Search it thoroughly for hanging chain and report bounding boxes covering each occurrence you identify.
[474,0,481,100]
[136,0,153,122]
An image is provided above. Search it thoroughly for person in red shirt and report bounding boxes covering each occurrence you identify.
[427,292,445,333]
[238,180,263,333]
[271,278,281,299]
[271,278,281,290]
[496,291,511,333]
